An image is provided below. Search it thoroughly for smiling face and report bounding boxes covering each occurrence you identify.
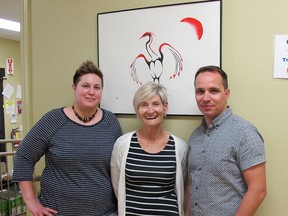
[137,95,168,128]
[72,73,103,110]
[195,71,230,126]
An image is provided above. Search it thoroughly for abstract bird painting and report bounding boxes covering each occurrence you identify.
[98,1,221,115]
[130,17,203,85]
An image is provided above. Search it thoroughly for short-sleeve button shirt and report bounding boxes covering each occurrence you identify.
[188,107,265,216]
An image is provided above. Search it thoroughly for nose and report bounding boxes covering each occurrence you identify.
[88,87,95,95]
[203,92,210,101]
[146,104,154,113]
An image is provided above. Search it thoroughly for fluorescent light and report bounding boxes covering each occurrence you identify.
[0,18,20,32]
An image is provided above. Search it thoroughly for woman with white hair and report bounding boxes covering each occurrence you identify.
[111,82,188,216]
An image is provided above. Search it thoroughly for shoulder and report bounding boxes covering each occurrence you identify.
[230,114,263,139]
[230,113,253,126]
[115,131,135,145]
[37,108,67,124]
[101,109,119,122]
[102,108,116,117]
[102,108,113,115]
[189,124,203,137]
[170,133,188,150]
[24,108,68,142]
[42,107,65,117]
[112,131,135,154]
[101,109,120,126]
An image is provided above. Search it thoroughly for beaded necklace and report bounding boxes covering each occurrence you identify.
[72,105,98,123]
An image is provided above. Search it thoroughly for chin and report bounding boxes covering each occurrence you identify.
[202,111,215,117]
[86,102,98,107]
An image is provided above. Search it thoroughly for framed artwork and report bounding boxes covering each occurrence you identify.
[97,0,222,115]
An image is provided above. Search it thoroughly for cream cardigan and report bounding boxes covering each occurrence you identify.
[110,131,188,216]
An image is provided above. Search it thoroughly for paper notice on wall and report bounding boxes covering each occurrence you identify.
[16,84,22,98]
[2,83,15,99]
[10,113,17,124]
[273,35,288,78]
[5,99,15,114]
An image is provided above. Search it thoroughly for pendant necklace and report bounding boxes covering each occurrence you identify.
[72,105,98,123]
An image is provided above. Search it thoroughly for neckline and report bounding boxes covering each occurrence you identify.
[134,132,172,154]
[72,105,98,123]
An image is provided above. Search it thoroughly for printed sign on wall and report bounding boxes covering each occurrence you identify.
[6,58,14,75]
[274,35,288,79]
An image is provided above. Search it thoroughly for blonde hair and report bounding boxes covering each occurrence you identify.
[133,82,168,116]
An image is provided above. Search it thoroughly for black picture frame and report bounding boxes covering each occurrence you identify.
[97,0,222,115]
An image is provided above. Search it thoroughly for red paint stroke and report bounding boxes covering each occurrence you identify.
[180,17,203,40]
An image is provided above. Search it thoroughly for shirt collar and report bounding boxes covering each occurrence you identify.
[201,107,233,130]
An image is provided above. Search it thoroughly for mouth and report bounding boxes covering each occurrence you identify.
[201,103,213,107]
[201,105,213,110]
[145,116,157,120]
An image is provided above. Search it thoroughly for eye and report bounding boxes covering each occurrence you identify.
[195,89,204,95]
[94,85,101,90]
[152,102,161,106]
[140,103,148,107]
[210,88,220,94]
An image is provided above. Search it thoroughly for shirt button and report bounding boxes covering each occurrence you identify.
[195,203,198,206]
[202,150,205,153]
[196,187,198,190]
[198,168,202,171]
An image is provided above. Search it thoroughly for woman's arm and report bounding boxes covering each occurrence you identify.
[19,181,58,216]
[110,139,122,198]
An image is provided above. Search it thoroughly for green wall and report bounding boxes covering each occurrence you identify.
[22,0,288,215]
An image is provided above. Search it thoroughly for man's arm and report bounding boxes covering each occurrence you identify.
[184,180,191,216]
[236,163,267,216]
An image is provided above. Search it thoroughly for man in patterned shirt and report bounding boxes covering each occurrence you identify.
[186,65,267,216]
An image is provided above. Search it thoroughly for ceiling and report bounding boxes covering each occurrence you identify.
[0,0,20,41]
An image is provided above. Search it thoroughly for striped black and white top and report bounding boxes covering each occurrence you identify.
[125,132,178,215]
[12,108,122,216]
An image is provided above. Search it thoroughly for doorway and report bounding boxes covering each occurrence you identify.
[0,68,6,153]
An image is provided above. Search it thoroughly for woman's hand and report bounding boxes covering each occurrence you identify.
[26,198,58,216]
[19,181,58,215]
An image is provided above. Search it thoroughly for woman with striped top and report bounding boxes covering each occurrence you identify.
[111,82,188,215]
[12,60,122,216]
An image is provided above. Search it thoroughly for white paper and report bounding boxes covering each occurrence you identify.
[5,100,15,114]
[10,113,17,124]
[16,84,22,99]
[2,83,15,99]
[274,35,288,78]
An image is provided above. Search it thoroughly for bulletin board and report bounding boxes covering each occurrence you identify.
[97,0,222,115]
